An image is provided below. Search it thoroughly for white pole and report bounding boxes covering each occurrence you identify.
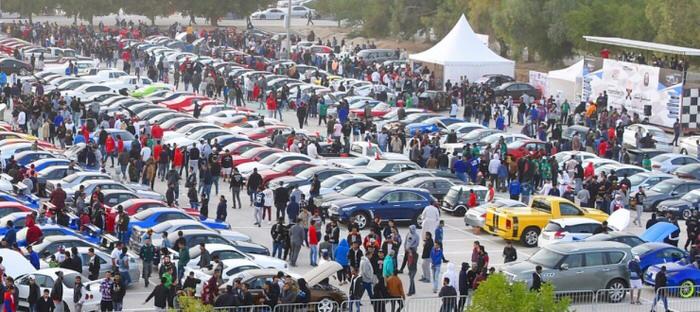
[285,0,291,59]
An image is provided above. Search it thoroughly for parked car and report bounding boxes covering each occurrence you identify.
[126,208,231,241]
[299,174,376,198]
[493,82,540,101]
[315,182,383,209]
[327,186,434,229]
[384,169,457,185]
[631,242,688,272]
[164,230,269,256]
[0,57,32,75]
[650,153,699,173]
[674,163,700,180]
[399,177,456,201]
[642,178,700,211]
[475,74,514,88]
[183,258,261,296]
[250,8,287,20]
[465,198,527,228]
[622,124,674,152]
[349,160,421,181]
[679,135,700,157]
[628,172,675,193]
[15,268,103,311]
[656,189,700,220]
[440,185,489,216]
[537,209,629,248]
[584,232,647,247]
[644,261,700,298]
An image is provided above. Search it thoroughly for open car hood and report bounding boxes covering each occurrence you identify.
[607,208,630,232]
[0,249,37,279]
[303,261,342,286]
[641,222,678,243]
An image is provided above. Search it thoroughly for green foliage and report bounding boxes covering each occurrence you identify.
[59,0,117,24]
[177,295,213,312]
[2,0,55,22]
[467,274,570,312]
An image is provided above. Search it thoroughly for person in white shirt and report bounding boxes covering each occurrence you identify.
[307,141,319,159]
[17,110,26,132]
[141,145,152,161]
[449,102,458,118]
[333,121,342,138]
[420,201,440,237]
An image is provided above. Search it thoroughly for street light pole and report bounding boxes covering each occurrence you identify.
[285,0,291,59]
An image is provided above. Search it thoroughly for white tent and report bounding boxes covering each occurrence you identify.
[410,14,515,87]
[546,59,584,103]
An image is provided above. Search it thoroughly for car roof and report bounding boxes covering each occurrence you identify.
[546,241,629,253]
[372,186,429,194]
[636,242,674,251]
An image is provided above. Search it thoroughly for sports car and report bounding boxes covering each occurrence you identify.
[632,242,689,272]
[126,208,231,241]
[644,262,700,298]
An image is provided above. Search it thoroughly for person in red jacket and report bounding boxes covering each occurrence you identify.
[598,139,609,158]
[468,189,478,208]
[105,135,116,167]
[153,143,162,163]
[25,215,43,245]
[117,135,124,153]
[309,220,319,266]
[266,93,277,118]
[173,146,184,173]
[151,123,163,141]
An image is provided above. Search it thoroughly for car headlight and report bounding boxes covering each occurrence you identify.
[329,205,339,213]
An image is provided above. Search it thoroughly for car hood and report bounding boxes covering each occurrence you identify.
[303,261,342,286]
[237,162,269,175]
[648,261,691,273]
[607,208,630,232]
[332,197,369,208]
[249,254,287,269]
[501,260,538,278]
[658,199,691,209]
[644,189,667,199]
[380,152,409,161]
[641,222,678,242]
[217,229,251,242]
[0,249,37,279]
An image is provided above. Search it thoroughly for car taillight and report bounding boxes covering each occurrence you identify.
[505,219,512,230]
[481,213,487,218]
[652,164,660,168]
[554,230,565,239]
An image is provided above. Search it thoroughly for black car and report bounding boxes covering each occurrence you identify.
[0,57,32,75]
[675,163,700,180]
[656,189,700,219]
[493,82,539,101]
[267,166,351,190]
[399,177,456,201]
[476,74,515,88]
[584,232,646,247]
[642,178,700,211]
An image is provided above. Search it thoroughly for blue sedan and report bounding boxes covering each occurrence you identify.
[645,262,700,298]
[405,117,465,136]
[126,207,231,241]
[0,212,80,236]
[16,224,104,246]
[327,186,435,229]
[0,191,41,210]
[15,151,57,167]
[27,158,72,172]
[632,242,689,272]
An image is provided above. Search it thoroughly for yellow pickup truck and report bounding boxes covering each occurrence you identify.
[484,196,609,247]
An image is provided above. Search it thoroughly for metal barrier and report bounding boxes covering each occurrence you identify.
[213,305,273,312]
[656,286,700,312]
[554,290,597,312]
[403,295,469,312]
[272,301,339,312]
[341,297,406,312]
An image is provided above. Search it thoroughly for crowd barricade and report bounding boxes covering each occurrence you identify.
[340,297,406,312]
[403,295,469,312]
[213,305,274,312]
[553,290,597,312]
[272,301,339,312]
[655,285,700,312]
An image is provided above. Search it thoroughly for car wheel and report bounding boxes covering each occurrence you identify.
[520,227,540,247]
[455,205,467,216]
[316,298,335,312]
[681,148,688,155]
[352,211,370,230]
[679,280,695,298]
[682,208,693,220]
[604,279,627,303]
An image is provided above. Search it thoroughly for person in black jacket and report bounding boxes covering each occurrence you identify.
[87,248,100,281]
[70,247,82,273]
[347,242,363,271]
[144,277,168,310]
[273,185,289,220]
[530,265,542,291]
[457,263,470,311]
[651,266,668,312]
[36,289,54,312]
[51,271,64,311]
[260,281,279,308]
[28,277,41,312]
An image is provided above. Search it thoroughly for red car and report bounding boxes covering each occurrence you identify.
[160,95,209,111]
[244,125,292,140]
[222,141,264,155]
[507,139,547,160]
[350,102,393,119]
[259,160,317,186]
[0,202,34,219]
[232,147,281,167]
[103,199,200,233]
[180,99,224,113]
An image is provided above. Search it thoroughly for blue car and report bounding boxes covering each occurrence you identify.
[126,207,231,241]
[644,261,700,298]
[15,151,57,167]
[632,242,689,272]
[0,191,40,209]
[405,117,464,136]
[16,224,104,246]
[0,212,80,236]
[27,158,72,172]
[327,186,435,230]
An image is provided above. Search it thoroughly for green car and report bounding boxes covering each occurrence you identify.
[131,83,173,98]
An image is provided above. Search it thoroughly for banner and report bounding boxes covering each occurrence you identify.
[529,71,548,98]
[583,58,683,128]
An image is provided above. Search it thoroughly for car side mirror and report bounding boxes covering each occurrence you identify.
[379,200,388,205]
[560,264,569,271]
[671,191,678,196]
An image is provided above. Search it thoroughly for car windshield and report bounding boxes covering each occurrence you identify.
[628,174,648,187]
[463,129,493,140]
[682,191,700,202]
[361,189,385,202]
[321,176,342,188]
[240,148,265,158]
[62,174,82,183]
[651,180,677,193]
[340,183,375,196]
[528,249,564,268]
[259,154,282,165]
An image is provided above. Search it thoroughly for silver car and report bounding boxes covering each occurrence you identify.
[501,241,631,302]
[464,198,526,228]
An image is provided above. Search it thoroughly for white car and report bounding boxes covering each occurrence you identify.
[298,174,376,198]
[237,152,316,175]
[64,179,164,202]
[650,153,700,173]
[250,8,287,20]
[130,220,250,249]
[186,244,286,270]
[164,128,236,148]
[182,258,261,296]
[16,268,102,311]
[537,209,630,248]
[61,83,115,102]
[464,198,526,228]
[594,164,647,178]
[103,76,153,92]
[289,5,317,17]
[554,151,598,168]
[45,172,112,194]
[679,135,700,157]
[623,124,674,152]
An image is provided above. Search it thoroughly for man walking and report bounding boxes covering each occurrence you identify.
[651,266,668,312]
[289,220,304,267]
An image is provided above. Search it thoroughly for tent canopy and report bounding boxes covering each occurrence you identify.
[410,14,514,82]
[545,59,584,101]
[583,36,700,56]
[548,59,584,82]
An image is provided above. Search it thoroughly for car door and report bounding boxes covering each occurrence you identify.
[418,181,437,194]
[399,191,428,220]
[582,252,610,290]
[555,253,584,291]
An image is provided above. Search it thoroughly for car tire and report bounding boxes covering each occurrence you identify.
[316,298,336,312]
[455,205,467,216]
[604,279,627,303]
[682,208,693,220]
[352,211,370,230]
[679,279,695,298]
[520,227,540,247]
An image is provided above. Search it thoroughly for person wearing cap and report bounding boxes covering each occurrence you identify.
[628,255,642,305]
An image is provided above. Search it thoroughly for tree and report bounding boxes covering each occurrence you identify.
[468,274,570,312]
[121,0,174,25]
[422,0,468,39]
[182,0,273,26]
[645,0,700,48]
[2,0,54,22]
[58,0,117,25]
